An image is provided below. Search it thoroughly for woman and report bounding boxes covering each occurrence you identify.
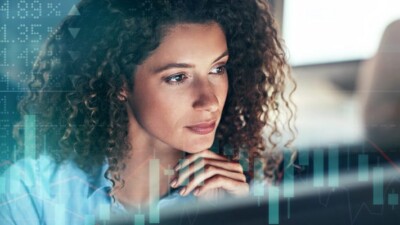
[0,0,295,223]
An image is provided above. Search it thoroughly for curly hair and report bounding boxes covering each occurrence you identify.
[14,0,296,188]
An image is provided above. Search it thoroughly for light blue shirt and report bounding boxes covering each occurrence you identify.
[0,155,196,224]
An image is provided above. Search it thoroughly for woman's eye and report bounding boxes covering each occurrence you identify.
[210,65,227,75]
[164,74,187,85]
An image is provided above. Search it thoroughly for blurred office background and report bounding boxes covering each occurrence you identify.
[1,0,400,166]
[272,0,400,148]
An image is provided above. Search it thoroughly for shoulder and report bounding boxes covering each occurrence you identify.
[0,155,102,224]
[1,155,89,194]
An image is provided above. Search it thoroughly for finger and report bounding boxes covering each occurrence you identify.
[179,165,246,196]
[171,158,205,188]
[175,149,228,171]
[193,175,249,197]
[173,158,245,188]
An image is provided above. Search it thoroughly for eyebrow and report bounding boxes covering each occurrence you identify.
[152,50,229,73]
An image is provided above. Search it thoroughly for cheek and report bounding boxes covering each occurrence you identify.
[217,76,229,105]
[133,87,189,135]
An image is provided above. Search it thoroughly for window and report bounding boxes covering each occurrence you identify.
[283,0,400,66]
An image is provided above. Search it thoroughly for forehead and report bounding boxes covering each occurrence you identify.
[142,22,228,66]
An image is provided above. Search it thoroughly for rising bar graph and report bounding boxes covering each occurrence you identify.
[149,159,160,223]
[313,149,324,187]
[358,154,369,181]
[372,167,384,205]
[328,145,339,188]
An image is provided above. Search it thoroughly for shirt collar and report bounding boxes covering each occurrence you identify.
[87,160,112,199]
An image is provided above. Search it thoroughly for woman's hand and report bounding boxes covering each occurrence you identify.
[170,149,249,198]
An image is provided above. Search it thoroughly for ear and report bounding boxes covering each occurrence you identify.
[118,76,129,102]
[118,88,128,102]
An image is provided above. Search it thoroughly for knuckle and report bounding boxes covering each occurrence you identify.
[240,174,246,182]
[187,155,195,163]
[199,158,207,167]
[189,163,197,173]
[204,165,214,173]
[234,163,243,172]
[215,175,224,183]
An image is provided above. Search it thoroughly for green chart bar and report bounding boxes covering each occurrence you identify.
[84,215,95,225]
[372,167,384,205]
[149,159,160,223]
[239,148,249,172]
[55,204,66,225]
[98,203,110,221]
[194,158,205,186]
[210,139,219,154]
[10,165,21,194]
[223,144,234,157]
[358,154,369,181]
[313,149,324,187]
[134,214,145,225]
[388,192,398,208]
[253,180,265,199]
[298,147,309,166]
[24,115,36,159]
[0,176,4,194]
[283,151,294,198]
[268,186,280,224]
[253,158,265,198]
[328,146,339,188]
[178,159,189,186]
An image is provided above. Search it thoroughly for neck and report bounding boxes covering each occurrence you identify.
[112,108,184,210]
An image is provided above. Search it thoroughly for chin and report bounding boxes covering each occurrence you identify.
[180,137,215,154]
[172,128,218,154]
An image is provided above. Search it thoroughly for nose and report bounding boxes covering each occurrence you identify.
[192,77,219,112]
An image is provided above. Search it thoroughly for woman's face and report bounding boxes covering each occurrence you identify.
[124,22,229,153]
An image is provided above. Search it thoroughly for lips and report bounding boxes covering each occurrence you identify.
[186,120,216,135]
